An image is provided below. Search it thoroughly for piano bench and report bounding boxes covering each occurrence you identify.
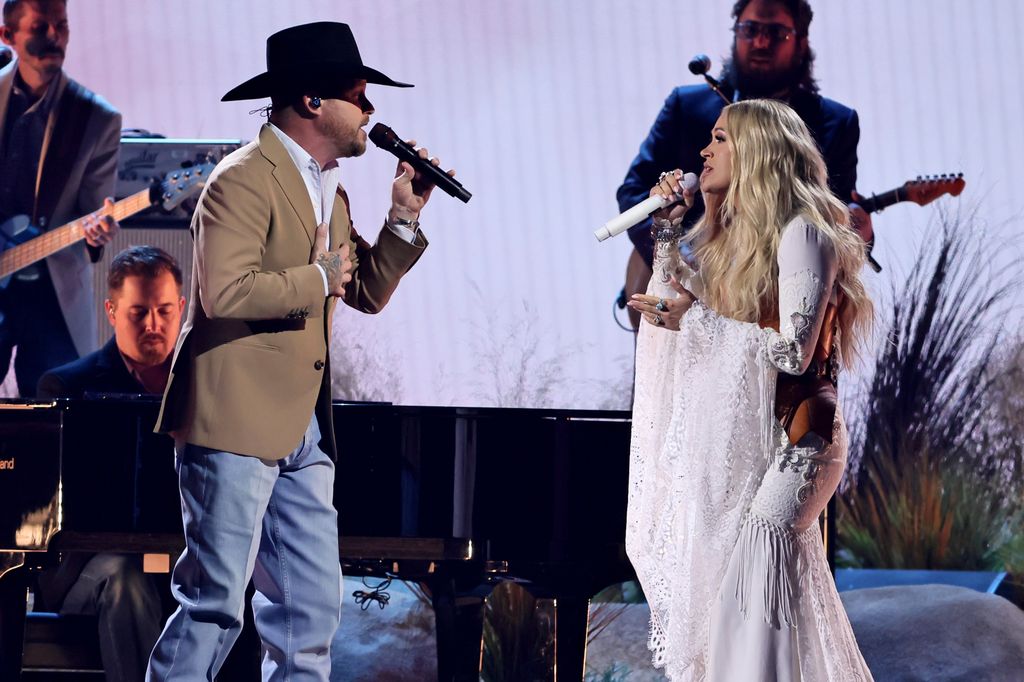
[21,611,104,675]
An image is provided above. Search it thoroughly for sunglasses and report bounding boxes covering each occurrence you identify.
[733,20,797,43]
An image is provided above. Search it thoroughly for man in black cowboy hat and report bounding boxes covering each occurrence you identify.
[149,22,445,680]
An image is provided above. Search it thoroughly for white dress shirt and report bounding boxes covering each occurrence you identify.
[267,123,417,294]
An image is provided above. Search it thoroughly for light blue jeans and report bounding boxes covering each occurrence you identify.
[147,417,340,681]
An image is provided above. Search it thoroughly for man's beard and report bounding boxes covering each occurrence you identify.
[318,115,365,159]
[136,338,169,366]
[724,46,805,98]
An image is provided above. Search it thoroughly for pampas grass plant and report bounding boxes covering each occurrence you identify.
[839,207,1024,576]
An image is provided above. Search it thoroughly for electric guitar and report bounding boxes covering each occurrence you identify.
[855,173,966,271]
[622,173,967,330]
[855,173,965,213]
[0,163,214,287]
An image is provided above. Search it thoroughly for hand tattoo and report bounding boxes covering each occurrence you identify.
[316,252,345,291]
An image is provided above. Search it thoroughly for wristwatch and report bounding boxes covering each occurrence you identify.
[389,215,420,231]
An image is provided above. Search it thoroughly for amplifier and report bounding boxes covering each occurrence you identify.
[115,137,244,227]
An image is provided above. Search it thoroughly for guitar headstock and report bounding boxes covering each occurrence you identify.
[157,162,216,210]
[903,173,965,206]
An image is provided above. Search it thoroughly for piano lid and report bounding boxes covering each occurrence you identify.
[0,402,62,552]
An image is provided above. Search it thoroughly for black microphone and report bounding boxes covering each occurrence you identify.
[688,53,730,105]
[368,123,471,203]
[688,54,711,75]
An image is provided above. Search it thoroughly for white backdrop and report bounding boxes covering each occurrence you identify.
[50,0,1024,408]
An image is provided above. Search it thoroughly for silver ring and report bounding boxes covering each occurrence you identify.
[653,314,664,326]
[655,299,667,312]
[658,171,669,183]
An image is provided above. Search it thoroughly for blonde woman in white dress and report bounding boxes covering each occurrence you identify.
[626,98,874,681]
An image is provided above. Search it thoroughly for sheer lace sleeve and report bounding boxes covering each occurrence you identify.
[629,243,777,679]
[649,231,705,300]
[764,219,838,375]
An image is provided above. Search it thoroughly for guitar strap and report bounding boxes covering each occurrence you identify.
[32,77,92,229]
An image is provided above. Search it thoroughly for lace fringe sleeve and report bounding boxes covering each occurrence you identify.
[764,219,838,375]
[764,268,830,375]
[628,296,776,679]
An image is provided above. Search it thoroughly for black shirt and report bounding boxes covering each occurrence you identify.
[0,70,57,223]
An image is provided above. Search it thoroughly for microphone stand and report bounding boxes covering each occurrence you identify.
[702,74,731,105]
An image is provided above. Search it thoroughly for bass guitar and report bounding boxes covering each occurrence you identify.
[0,163,214,286]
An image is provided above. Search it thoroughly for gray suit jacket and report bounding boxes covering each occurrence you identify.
[0,61,122,357]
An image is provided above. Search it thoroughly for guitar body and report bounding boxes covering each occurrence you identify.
[0,215,42,289]
[624,247,652,331]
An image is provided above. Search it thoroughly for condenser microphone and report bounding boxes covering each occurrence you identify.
[594,172,698,242]
[368,123,471,203]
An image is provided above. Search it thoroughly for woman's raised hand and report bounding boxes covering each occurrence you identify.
[649,169,696,224]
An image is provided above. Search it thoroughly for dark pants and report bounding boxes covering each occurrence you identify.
[60,554,163,682]
[0,270,79,397]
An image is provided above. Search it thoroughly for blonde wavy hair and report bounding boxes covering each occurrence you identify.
[686,99,872,365]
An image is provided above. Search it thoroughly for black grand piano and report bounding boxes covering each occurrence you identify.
[0,398,635,680]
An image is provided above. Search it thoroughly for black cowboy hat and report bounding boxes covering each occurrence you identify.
[221,21,412,102]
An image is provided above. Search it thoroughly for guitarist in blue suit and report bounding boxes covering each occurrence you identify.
[617,0,872,326]
[0,0,121,395]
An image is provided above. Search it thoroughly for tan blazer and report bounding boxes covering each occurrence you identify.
[156,124,426,460]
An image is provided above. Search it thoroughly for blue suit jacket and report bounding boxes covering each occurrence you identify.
[617,85,860,266]
[36,337,146,400]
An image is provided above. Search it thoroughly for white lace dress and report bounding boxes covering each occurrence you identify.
[626,217,873,681]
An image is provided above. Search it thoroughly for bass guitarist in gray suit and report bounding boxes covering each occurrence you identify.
[0,0,121,395]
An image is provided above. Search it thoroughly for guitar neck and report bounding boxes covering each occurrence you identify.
[858,187,906,214]
[0,188,153,279]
